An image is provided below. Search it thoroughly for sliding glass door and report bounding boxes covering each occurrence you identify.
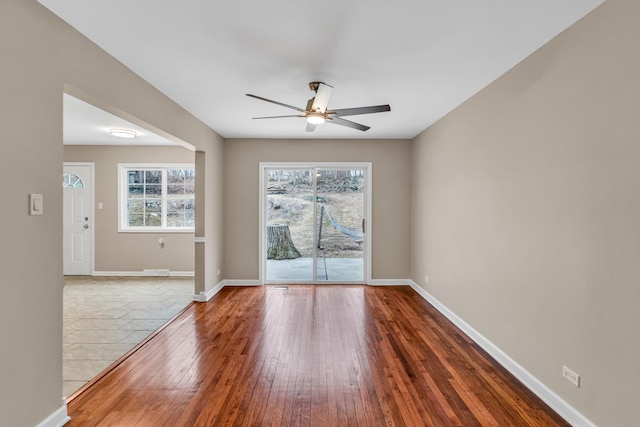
[261,163,370,284]
[315,169,365,282]
[265,169,314,282]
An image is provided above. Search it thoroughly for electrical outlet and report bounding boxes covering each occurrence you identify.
[562,365,580,387]
[424,275,429,283]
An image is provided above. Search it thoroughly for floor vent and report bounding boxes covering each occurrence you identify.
[142,269,170,277]
[271,286,289,290]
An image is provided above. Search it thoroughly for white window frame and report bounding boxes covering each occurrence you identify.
[118,163,195,233]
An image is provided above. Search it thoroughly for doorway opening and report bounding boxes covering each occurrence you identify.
[61,91,197,398]
[260,162,372,284]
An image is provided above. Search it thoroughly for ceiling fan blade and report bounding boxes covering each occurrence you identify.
[327,117,370,131]
[329,104,391,117]
[305,122,318,132]
[310,83,333,113]
[252,115,305,119]
[246,94,305,112]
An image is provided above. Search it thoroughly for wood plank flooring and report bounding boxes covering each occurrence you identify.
[67,285,569,426]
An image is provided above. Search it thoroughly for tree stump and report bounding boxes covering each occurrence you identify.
[267,224,301,260]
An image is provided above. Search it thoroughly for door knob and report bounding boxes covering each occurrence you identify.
[83,224,89,229]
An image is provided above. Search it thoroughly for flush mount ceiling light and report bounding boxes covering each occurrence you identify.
[109,128,137,139]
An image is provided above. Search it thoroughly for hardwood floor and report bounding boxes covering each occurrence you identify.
[67,285,568,426]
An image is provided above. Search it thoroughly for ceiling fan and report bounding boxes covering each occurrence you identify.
[246,82,391,132]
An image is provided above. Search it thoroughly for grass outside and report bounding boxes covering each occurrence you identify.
[267,193,364,258]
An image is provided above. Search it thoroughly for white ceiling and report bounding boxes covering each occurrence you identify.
[42,0,603,141]
[63,94,178,146]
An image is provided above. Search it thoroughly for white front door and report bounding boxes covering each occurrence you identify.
[63,163,93,275]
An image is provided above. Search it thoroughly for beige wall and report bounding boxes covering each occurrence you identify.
[200,140,225,290]
[224,139,411,280]
[0,1,223,425]
[411,0,639,425]
[0,3,63,424]
[64,145,196,273]
[4,0,637,425]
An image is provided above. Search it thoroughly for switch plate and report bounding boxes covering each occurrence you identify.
[562,365,580,387]
[29,194,43,215]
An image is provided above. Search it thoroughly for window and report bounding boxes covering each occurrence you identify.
[63,173,85,188]
[118,164,195,232]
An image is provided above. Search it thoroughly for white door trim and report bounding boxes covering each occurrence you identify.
[63,162,95,275]
[259,162,372,285]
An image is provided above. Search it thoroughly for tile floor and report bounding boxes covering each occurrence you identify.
[63,276,194,397]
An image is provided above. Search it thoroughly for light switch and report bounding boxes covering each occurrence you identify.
[29,193,43,216]
[98,202,104,210]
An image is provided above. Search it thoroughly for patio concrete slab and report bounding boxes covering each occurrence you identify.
[266,257,364,281]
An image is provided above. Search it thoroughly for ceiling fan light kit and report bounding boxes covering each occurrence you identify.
[306,112,326,125]
[246,81,390,132]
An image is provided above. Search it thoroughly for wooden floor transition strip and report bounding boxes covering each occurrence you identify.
[66,301,196,403]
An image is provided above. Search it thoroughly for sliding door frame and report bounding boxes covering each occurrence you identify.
[259,162,372,285]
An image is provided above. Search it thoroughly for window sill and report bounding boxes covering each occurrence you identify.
[118,229,195,234]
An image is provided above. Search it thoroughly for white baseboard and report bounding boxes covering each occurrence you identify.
[222,280,261,287]
[408,280,595,427]
[192,279,261,302]
[92,270,194,277]
[193,280,225,302]
[369,279,412,286]
[36,403,70,427]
